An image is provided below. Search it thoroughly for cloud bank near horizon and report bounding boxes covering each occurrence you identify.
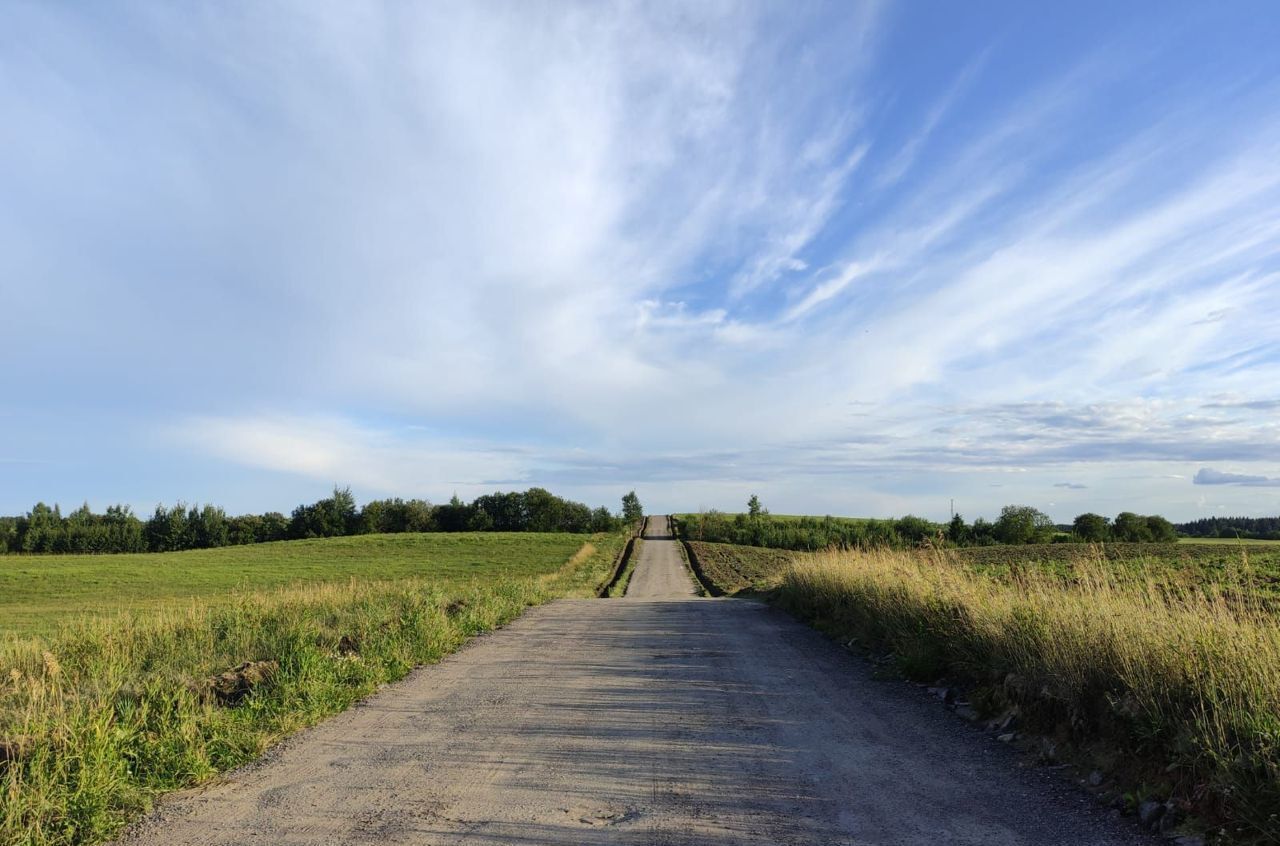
[2,2,1279,521]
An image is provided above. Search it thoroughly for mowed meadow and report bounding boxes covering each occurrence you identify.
[0,530,629,846]
[676,521,1280,842]
[0,532,597,637]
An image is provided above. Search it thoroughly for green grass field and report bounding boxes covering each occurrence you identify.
[0,533,590,637]
[1,531,625,845]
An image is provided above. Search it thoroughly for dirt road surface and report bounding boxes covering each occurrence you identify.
[116,517,1145,845]
[622,516,700,599]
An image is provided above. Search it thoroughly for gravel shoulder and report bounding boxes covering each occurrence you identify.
[114,518,1148,845]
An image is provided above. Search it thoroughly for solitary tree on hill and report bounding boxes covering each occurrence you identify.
[621,491,643,524]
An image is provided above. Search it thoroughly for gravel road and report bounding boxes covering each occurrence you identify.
[115,517,1147,845]
[622,515,700,599]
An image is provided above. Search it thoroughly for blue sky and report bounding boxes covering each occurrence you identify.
[3,1,1279,522]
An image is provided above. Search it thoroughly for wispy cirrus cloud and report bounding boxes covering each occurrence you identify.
[1202,398,1280,411]
[3,2,1280,521]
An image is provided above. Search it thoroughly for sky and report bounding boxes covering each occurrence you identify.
[2,1,1280,523]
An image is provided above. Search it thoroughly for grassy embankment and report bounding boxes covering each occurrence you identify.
[781,547,1279,842]
[686,537,1280,840]
[0,531,626,846]
[604,539,641,597]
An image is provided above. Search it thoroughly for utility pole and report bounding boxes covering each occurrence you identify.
[950,498,954,520]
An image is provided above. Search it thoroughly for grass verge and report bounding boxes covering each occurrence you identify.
[604,539,640,597]
[777,548,1280,843]
[0,532,624,846]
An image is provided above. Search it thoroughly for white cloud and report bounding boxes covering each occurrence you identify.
[783,261,870,322]
[1194,468,1280,487]
[4,4,1280,521]
[173,415,531,497]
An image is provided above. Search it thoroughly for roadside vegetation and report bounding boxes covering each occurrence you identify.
[775,548,1280,842]
[683,538,1280,606]
[675,497,1185,553]
[681,535,1280,839]
[604,539,641,597]
[0,531,627,846]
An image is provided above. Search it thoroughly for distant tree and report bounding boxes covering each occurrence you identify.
[968,518,995,546]
[399,499,435,532]
[994,505,1055,545]
[329,486,358,534]
[0,516,18,553]
[1145,514,1178,542]
[66,502,93,527]
[590,506,618,533]
[946,513,969,545]
[433,494,474,532]
[621,491,644,524]
[472,492,526,531]
[359,497,436,534]
[1072,512,1111,542]
[894,515,934,545]
[357,498,388,534]
[22,502,62,552]
[1111,512,1177,543]
[1112,511,1152,542]
[228,513,264,545]
[466,507,495,531]
[260,511,290,542]
[145,503,191,552]
[747,494,767,519]
[65,502,98,552]
[1176,515,1280,540]
[0,487,618,554]
[104,504,145,552]
[524,487,567,532]
[289,486,358,539]
[188,504,229,549]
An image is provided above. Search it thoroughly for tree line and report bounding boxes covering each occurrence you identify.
[0,487,644,555]
[1175,516,1280,541]
[678,498,1182,552]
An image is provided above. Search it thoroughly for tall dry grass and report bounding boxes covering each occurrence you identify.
[779,548,1280,841]
[0,536,622,846]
